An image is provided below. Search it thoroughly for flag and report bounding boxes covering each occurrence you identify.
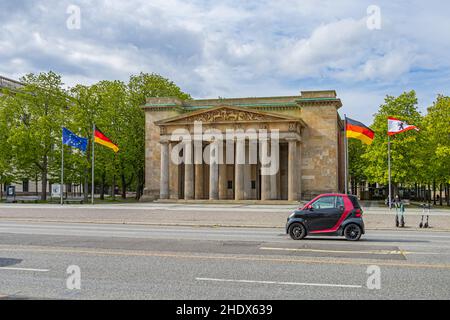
[346,117,375,145]
[94,127,119,153]
[62,127,88,152]
[388,117,419,136]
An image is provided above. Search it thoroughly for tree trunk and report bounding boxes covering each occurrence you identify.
[121,173,127,199]
[83,168,89,202]
[41,156,48,201]
[439,183,443,206]
[112,174,116,200]
[433,180,436,205]
[135,168,144,200]
[447,184,450,206]
[100,172,106,200]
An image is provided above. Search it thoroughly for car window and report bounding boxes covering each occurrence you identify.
[311,196,335,209]
[349,195,361,209]
[336,196,345,208]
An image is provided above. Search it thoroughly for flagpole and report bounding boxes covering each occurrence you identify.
[92,124,95,205]
[61,128,64,205]
[388,133,392,210]
[344,115,348,194]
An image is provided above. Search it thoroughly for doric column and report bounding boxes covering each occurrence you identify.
[160,140,170,199]
[244,143,252,200]
[234,138,245,200]
[184,139,194,200]
[260,138,270,201]
[270,141,279,200]
[219,144,228,199]
[209,142,219,200]
[287,138,297,201]
[195,163,204,199]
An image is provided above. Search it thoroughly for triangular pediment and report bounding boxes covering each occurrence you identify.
[156,106,300,125]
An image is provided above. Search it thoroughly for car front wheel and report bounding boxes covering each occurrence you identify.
[344,223,362,241]
[289,223,306,240]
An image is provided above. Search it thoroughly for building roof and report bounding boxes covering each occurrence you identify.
[142,90,342,112]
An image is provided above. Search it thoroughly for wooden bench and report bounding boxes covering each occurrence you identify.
[48,198,84,204]
[64,198,84,204]
[10,196,40,203]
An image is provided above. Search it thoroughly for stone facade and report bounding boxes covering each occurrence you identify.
[141,90,344,202]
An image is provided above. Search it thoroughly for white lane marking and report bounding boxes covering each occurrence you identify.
[260,247,442,255]
[196,277,362,288]
[260,247,404,255]
[0,267,49,272]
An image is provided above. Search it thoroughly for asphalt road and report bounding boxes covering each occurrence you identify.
[0,221,449,299]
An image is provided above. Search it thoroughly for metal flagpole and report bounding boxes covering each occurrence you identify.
[92,124,95,205]
[344,114,348,194]
[388,133,392,209]
[61,128,64,205]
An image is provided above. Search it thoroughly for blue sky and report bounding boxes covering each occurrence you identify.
[1,0,449,122]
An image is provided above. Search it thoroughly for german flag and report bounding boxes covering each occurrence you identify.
[94,127,119,153]
[345,117,374,145]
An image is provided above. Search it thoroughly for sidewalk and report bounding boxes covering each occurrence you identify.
[0,203,449,231]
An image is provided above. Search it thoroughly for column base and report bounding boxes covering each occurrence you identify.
[139,188,159,202]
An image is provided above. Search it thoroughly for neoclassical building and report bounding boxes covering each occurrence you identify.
[141,90,345,202]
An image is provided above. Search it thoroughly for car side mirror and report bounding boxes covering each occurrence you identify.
[305,205,313,211]
[339,205,344,211]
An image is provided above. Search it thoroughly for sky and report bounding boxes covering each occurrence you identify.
[1,0,449,123]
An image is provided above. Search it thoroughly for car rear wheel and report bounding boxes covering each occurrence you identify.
[289,223,306,240]
[344,223,362,241]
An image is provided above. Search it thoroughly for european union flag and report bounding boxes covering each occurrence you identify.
[62,127,88,152]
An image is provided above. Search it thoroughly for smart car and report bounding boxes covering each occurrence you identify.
[286,193,365,241]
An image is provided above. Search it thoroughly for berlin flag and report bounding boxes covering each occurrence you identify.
[388,117,419,136]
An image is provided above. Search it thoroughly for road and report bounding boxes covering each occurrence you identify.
[0,221,449,299]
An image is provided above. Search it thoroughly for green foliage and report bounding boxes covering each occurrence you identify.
[423,95,450,184]
[0,71,190,200]
[348,139,368,184]
[362,91,423,185]
[2,72,67,199]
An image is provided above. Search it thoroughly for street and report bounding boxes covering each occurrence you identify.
[1,220,450,299]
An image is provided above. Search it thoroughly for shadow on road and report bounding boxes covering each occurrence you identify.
[0,257,23,267]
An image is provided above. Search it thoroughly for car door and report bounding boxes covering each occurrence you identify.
[306,196,338,231]
[325,196,345,229]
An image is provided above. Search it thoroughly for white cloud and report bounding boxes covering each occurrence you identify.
[0,0,449,110]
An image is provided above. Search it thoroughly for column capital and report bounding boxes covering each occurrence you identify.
[159,138,170,145]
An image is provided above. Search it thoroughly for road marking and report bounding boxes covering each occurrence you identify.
[260,247,442,255]
[0,244,449,269]
[196,277,362,288]
[260,247,404,255]
[0,267,49,272]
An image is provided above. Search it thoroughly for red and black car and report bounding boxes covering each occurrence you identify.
[286,193,365,241]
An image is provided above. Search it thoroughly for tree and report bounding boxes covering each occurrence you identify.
[69,84,102,201]
[423,95,450,205]
[362,91,423,196]
[4,72,67,200]
[347,139,368,195]
[126,73,190,199]
[0,94,14,199]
